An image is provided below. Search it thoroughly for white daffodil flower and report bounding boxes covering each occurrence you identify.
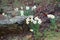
[26,6,30,10]
[33,20,37,24]
[38,19,42,24]
[2,13,5,15]
[33,5,37,9]
[32,5,37,10]
[28,15,34,22]
[34,16,39,20]
[14,8,19,11]
[20,10,24,16]
[26,17,30,22]
[30,29,33,32]
[2,13,7,17]
[26,21,29,24]
[30,18,34,22]
[26,18,30,24]
[21,6,23,9]
[47,14,55,19]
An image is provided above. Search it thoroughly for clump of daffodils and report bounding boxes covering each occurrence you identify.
[26,16,42,24]
[34,16,42,24]
[47,14,55,19]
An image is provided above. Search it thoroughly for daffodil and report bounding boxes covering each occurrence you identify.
[30,29,34,32]
[33,20,37,24]
[32,5,37,10]
[2,13,5,15]
[34,16,39,21]
[20,6,23,9]
[20,10,24,16]
[26,6,30,10]
[26,21,29,24]
[38,19,42,24]
[14,8,19,11]
[2,13,7,17]
[47,14,55,19]
[30,19,34,22]
[26,17,30,24]
[28,16,34,22]
[47,14,57,30]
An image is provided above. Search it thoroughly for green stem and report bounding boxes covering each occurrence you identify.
[50,18,57,30]
[30,22,41,40]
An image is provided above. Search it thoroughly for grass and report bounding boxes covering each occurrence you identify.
[45,32,60,40]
